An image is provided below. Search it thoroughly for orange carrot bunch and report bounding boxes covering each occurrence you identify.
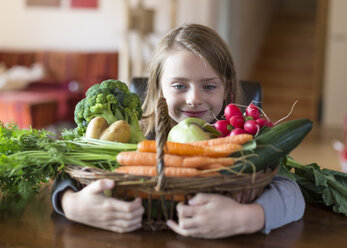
[114,134,252,178]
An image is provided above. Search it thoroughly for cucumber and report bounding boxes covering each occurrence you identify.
[226,118,313,174]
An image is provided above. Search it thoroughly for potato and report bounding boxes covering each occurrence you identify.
[85,116,109,139]
[99,120,131,143]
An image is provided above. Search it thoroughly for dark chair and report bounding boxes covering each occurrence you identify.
[129,77,262,108]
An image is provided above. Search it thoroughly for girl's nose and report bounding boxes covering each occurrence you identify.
[186,89,202,107]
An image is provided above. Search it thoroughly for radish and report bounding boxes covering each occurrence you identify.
[214,120,231,137]
[245,103,260,120]
[244,120,259,135]
[267,121,274,127]
[229,115,244,129]
[255,118,268,128]
[230,128,246,136]
[224,104,243,121]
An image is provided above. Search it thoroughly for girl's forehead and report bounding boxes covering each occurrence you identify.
[161,49,218,79]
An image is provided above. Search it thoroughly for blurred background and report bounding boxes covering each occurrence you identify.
[0,0,346,171]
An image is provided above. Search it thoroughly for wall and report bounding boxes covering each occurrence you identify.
[0,0,223,82]
[0,0,218,51]
[223,0,275,80]
[0,0,126,51]
[323,0,347,128]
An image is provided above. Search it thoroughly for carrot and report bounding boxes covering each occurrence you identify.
[209,143,243,155]
[117,151,184,167]
[182,156,235,168]
[115,165,201,177]
[188,134,253,147]
[137,140,236,157]
[198,163,228,170]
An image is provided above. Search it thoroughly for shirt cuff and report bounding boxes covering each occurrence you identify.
[51,177,79,216]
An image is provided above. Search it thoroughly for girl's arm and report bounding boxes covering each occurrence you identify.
[167,176,305,238]
[254,175,305,234]
[51,176,145,233]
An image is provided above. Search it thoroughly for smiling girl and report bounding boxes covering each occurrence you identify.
[52,23,305,238]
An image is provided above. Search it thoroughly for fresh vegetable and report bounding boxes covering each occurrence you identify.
[0,122,137,213]
[71,79,145,143]
[214,120,231,137]
[137,140,241,157]
[205,143,243,154]
[243,120,259,135]
[182,156,235,168]
[188,134,253,146]
[117,151,236,169]
[115,166,201,177]
[245,103,260,119]
[227,118,313,173]
[216,102,272,137]
[198,163,229,170]
[255,118,268,128]
[167,117,220,143]
[224,103,243,120]
[279,156,347,217]
[230,128,246,136]
[99,120,131,143]
[85,116,109,139]
[117,151,184,167]
[229,115,244,129]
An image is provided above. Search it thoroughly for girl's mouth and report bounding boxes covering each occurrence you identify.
[181,110,207,118]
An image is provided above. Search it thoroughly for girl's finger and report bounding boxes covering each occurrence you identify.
[188,193,212,205]
[107,197,143,213]
[84,179,115,195]
[111,216,143,229]
[111,206,145,220]
[109,223,142,233]
[177,203,197,218]
[178,217,199,230]
[166,220,197,237]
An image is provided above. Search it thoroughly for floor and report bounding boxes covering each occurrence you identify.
[290,125,344,172]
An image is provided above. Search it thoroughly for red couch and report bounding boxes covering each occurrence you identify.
[0,51,118,129]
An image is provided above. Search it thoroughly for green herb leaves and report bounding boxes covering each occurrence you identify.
[280,156,347,217]
[0,122,137,214]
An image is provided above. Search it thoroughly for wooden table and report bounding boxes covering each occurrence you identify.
[1,187,347,248]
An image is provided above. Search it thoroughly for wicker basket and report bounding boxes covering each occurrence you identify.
[66,97,279,231]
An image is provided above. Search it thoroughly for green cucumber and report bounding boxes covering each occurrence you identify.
[226,118,313,174]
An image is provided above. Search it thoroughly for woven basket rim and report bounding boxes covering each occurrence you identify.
[65,163,278,195]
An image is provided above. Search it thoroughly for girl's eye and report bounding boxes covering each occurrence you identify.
[173,84,186,90]
[203,84,217,90]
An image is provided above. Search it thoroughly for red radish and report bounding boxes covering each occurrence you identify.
[224,104,243,121]
[229,115,244,129]
[214,120,231,137]
[244,120,259,135]
[229,128,246,136]
[267,121,274,127]
[255,118,268,128]
[245,103,260,120]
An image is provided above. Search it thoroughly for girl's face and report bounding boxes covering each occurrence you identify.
[160,49,225,123]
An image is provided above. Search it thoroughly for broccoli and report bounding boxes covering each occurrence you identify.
[71,79,145,143]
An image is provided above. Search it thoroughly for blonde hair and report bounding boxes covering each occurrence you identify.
[142,23,242,136]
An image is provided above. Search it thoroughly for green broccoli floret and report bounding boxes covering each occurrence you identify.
[72,79,145,143]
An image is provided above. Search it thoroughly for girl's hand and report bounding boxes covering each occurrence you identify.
[166,193,265,239]
[61,179,144,233]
